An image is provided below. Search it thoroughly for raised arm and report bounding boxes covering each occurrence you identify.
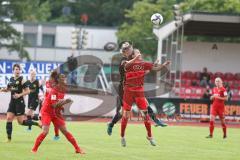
[124,53,141,69]
[0,81,11,92]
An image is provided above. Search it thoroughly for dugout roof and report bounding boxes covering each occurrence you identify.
[153,12,240,40]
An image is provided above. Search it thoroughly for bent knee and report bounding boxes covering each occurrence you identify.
[122,110,130,119]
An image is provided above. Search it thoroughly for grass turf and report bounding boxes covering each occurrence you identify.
[0,121,239,160]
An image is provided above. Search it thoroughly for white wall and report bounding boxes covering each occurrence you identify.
[0,47,117,63]
[9,23,117,50]
[182,41,240,73]
[85,28,117,49]
[55,25,75,48]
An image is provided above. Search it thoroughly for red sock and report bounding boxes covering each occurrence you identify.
[64,131,80,151]
[209,121,214,136]
[144,115,152,138]
[54,127,59,136]
[32,132,47,151]
[121,116,128,137]
[221,123,227,137]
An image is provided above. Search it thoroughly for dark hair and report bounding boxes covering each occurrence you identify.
[50,70,58,80]
[12,64,21,71]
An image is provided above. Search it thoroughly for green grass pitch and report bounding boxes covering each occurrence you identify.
[0,121,239,160]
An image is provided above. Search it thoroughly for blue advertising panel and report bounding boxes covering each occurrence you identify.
[0,60,62,87]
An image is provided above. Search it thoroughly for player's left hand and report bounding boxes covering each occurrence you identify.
[154,59,160,65]
[13,93,21,99]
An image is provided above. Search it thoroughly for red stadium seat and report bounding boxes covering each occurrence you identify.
[208,72,213,79]
[181,79,191,87]
[234,73,240,80]
[232,80,240,89]
[184,87,194,98]
[232,89,240,100]
[225,80,234,88]
[175,81,180,87]
[183,71,193,79]
[179,87,186,98]
[181,72,186,79]
[214,72,224,79]
[193,71,201,80]
[195,87,204,96]
[224,72,234,81]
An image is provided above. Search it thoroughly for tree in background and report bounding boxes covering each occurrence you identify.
[0,0,51,60]
[117,0,240,58]
[48,0,137,26]
[0,21,29,60]
[10,0,51,22]
[181,0,240,14]
[117,0,176,58]
[181,0,240,42]
[1,0,240,61]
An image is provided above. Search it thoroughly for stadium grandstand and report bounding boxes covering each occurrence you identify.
[153,12,240,100]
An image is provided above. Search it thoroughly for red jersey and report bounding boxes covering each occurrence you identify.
[125,61,153,86]
[212,87,227,107]
[41,87,65,115]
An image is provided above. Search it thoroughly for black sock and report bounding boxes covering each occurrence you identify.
[27,116,32,130]
[147,106,156,121]
[6,122,12,140]
[22,120,39,127]
[110,112,122,127]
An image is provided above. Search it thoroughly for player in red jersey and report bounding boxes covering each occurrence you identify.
[206,77,228,139]
[32,73,85,154]
[44,70,62,141]
[120,49,170,147]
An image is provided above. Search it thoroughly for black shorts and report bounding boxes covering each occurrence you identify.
[116,84,124,112]
[7,99,25,116]
[28,97,39,111]
[116,95,123,112]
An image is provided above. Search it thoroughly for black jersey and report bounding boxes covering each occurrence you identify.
[27,79,40,99]
[7,76,28,98]
[119,56,128,86]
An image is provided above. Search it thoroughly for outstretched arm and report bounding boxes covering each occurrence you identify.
[0,87,10,92]
[151,60,170,71]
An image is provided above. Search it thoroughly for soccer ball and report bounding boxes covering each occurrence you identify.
[151,13,163,25]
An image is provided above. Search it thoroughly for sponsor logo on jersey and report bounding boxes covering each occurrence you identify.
[133,65,144,71]
[51,95,57,100]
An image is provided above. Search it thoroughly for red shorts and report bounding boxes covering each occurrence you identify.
[210,105,225,118]
[123,86,148,111]
[41,112,65,127]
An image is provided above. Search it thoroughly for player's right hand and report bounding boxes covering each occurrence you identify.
[136,53,141,59]
[163,60,171,66]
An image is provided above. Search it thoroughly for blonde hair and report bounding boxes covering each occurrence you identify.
[215,77,222,83]
[30,69,36,74]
